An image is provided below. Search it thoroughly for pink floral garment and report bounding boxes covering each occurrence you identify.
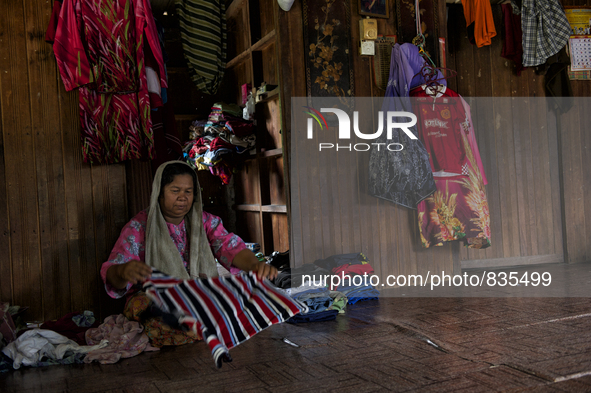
[416,94,491,249]
[84,314,155,364]
[52,0,166,164]
[100,210,246,298]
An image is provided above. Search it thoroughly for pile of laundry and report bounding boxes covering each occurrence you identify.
[0,253,380,371]
[0,270,305,371]
[183,102,256,184]
[271,252,380,323]
[0,308,158,372]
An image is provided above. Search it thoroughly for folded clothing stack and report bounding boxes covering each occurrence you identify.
[337,285,380,305]
[183,102,256,184]
[285,286,347,324]
[269,252,380,323]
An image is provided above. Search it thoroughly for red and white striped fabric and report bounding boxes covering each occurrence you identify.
[143,270,303,368]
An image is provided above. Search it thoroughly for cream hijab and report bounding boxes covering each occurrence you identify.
[145,161,218,279]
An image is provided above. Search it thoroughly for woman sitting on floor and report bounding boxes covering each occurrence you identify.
[101,160,277,346]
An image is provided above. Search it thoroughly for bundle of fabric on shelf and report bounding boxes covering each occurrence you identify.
[183,102,256,184]
[289,285,333,313]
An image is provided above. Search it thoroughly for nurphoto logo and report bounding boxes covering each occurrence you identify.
[304,107,418,152]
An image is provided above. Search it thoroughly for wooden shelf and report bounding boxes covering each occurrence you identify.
[226,50,251,69]
[225,0,288,255]
[235,204,259,212]
[262,205,287,213]
[251,30,276,51]
[255,87,279,104]
[243,148,283,160]
[226,0,243,18]
[174,114,198,121]
[235,204,287,213]
[260,148,282,158]
[167,67,189,74]
[226,30,276,69]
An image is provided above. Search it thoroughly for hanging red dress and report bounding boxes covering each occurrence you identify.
[411,85,491,249]
[52,0,166,164]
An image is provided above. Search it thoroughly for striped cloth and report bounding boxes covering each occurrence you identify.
[144,270,303,368]
[174,0,226,94]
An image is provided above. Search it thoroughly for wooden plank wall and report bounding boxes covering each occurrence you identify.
[447,1,590,266]
[277,0,307,264]
[0,1,136,322]
[289,0,457,281]
[0,2,236,322]
[558,91,591,264]
[2,0,588,323]
[291,0,591,274]
[446,4,562,268]
[559,0,591,263]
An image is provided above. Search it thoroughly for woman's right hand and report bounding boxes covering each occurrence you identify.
[119,260,153,285]
[107,260,152,289]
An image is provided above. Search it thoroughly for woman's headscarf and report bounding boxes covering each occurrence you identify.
[145,161,218,279]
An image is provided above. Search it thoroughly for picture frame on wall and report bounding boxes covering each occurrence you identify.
[359,0,389,19]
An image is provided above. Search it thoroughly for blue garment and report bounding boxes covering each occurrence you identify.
[338,285,380,304]
[294,289,333,314]
[203,148,233,166]
[71,311,95,327]
[0,353,11,373]
[368,43,437,208]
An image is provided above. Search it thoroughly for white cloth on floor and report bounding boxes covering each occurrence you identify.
[2,328,107,369]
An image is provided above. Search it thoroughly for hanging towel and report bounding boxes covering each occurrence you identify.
[144,270,303,368]
[175,0,227,94]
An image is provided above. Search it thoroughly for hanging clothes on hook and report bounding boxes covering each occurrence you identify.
[48,0,167,164]
[520,0,571,67]
[500,2,525,75]
[410,85,491,249]
[368,44,437,208]
[461,0,497,47]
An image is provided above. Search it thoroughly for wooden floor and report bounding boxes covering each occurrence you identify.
[2,263,591,392]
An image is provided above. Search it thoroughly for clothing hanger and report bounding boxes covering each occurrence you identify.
[410,0,437,87]
[410,0,437,70]
[409,49,458,95]
[409,0,458,98]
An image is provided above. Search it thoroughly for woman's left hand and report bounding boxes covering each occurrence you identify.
[253,261,278,280]
[232,249,278,280]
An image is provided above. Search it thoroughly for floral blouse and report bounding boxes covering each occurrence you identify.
[100,210,246,299]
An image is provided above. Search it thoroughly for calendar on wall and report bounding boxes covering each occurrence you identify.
[569,35,591,71]
[565,7,591,35]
